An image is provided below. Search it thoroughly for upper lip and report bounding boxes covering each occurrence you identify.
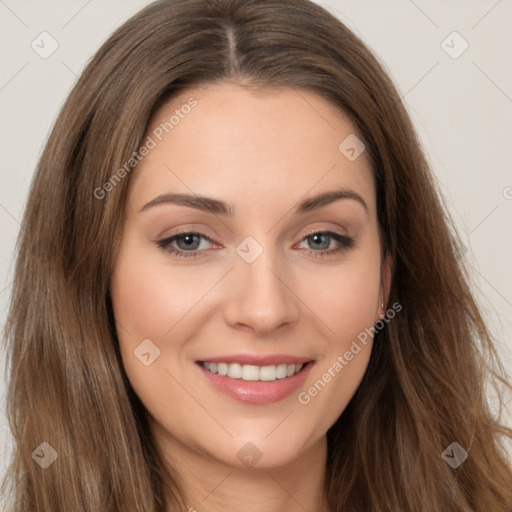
[197,354,314,366]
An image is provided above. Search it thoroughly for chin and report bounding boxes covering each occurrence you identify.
[203,428,321,470]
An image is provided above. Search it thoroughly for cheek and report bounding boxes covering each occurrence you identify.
[299,250,381,350]
[296,291,377,436]
[110,246,211,344]
[329,261,380,346]
[109,248,196,424]
[297,343,372,440]
[294,251,380,427]
[109,243,228,404]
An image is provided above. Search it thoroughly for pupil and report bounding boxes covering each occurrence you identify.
[310,234,329,250]
[178,234,200,250]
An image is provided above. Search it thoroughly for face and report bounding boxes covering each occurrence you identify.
[110,82,390,470]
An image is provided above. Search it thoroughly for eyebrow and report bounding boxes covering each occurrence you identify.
[139,187,369,216]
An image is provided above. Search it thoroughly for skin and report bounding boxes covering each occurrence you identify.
[110,82,391,512]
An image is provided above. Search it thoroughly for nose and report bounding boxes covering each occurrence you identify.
[223,247,300,336]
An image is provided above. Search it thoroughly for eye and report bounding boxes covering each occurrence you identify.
[156,230,355,260]
[296,231,354,258]
[157,232,215,259]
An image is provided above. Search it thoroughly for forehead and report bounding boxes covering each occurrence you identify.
[126,82,375,217]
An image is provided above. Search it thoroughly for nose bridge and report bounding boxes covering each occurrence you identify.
[224,236,299,334]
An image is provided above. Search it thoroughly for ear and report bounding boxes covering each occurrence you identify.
[379,251,393,314]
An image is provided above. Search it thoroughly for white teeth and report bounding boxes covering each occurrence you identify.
[201,361,306,381]
[260,365,277,381]
[241,365,260,381]
[227,363,242,379]
[276,364,288,379]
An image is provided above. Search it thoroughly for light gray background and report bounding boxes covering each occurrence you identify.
[1,0,511,481]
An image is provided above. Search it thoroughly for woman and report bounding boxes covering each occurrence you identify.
[2,0,511,510]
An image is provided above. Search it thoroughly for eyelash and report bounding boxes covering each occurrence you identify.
[156,230,355,260]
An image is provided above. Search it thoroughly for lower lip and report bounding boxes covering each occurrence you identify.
[198,362,314,405]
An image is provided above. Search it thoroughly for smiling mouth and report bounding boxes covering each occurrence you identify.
[199,361,308,381]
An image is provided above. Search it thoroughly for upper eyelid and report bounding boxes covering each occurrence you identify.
[157,217,351,240]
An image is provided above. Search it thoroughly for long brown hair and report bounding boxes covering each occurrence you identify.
[2,0,511,510]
